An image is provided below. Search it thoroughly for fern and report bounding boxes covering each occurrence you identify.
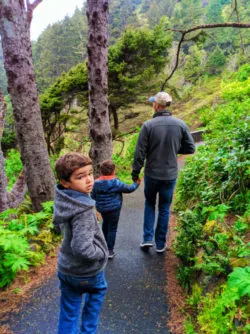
[3,253,30,272]
[197,267,250,333]
[227,267,250,297]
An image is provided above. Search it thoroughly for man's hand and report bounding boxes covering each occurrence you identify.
[131,170,139,182]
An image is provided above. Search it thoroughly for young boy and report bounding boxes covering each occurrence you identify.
[53,152,108,334]
[91,160,140,259]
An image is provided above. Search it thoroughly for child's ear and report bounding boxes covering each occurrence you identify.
[60,179,70,189]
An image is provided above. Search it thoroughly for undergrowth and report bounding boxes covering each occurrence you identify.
[174,64,250,333]
[0,202,61,288]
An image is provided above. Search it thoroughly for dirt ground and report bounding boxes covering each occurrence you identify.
[0,254,58,334]
[165,214,186,334]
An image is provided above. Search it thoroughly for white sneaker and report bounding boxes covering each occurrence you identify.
[156,245,167,253]
[108,250,115,259]
[140,241,153,248]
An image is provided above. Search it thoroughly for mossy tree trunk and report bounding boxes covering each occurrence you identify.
[0,0,55,212]
[86,0,112,176]
[0,90,27,212]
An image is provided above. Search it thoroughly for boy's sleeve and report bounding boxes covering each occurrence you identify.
[90,185,96,200]
[115,180,139,193]
[52,215,61,234]
[70,213,105,261]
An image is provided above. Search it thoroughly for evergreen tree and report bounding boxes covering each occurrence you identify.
[172,0,203,29]
[206,46,226,75]
[184,45,205,83]
[142,0,176,27]
[33,7,88,93]
[109,0,141,43]
[108,18,172,129]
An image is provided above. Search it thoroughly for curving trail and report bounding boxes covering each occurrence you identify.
[6,149,202,334]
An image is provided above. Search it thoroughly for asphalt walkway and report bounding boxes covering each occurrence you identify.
[7,182,171,334]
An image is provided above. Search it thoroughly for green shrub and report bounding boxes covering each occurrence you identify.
[174,65,249,333]
[4,149,23,190]
[197,267,250,333]
[0,202,60,288]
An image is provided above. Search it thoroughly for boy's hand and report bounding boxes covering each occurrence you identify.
[96,211,102,222]
[136,178,141,185]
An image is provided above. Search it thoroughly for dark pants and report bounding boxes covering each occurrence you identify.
[58,270,107,334]
[101,209,121,251]
[144,176,176,249]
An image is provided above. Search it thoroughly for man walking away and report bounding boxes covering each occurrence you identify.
[132,92,195,253]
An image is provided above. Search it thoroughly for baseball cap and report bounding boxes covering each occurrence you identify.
[149,92,172,106]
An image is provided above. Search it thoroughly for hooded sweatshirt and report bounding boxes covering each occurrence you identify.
[53,185,108,277]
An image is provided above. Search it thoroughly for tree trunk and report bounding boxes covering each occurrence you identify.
[0,90,27,212]
[0,89,8,211]
[0,0,55,211]
[86,0,112,176]
[109,103,119,130]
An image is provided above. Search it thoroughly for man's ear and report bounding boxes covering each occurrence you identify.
[154,102,160,111]
[60,179,70,189]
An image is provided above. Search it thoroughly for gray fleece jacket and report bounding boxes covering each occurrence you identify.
[53,185,108,277]
[132,111,195,180]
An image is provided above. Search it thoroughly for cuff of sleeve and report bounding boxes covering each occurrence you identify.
[131,170,139,182]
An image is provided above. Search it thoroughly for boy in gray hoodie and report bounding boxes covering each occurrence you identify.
[53,152,108,334]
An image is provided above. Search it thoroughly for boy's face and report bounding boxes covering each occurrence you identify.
[61,165,94,194]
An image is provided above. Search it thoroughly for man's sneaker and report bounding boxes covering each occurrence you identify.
[140,241,153,249]
[156,245,167,253]
[108,250,115,259]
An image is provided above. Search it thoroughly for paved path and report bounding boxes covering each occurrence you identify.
[7,182,170,334]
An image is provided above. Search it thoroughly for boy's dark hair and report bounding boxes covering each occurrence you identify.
[100,160,115,176]
[55,152,92,181]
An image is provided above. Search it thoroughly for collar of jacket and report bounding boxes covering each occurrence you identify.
[153,110,172,118]
[96,175,116,181]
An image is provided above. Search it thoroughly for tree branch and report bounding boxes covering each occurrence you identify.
[26,0,43,25]
[170,22,250,34]
[232,0,246,54]
[161,22,250,90]
[161,32,186,90]
[7,171,27,208]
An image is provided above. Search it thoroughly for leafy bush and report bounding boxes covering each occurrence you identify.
[113,129,140,182]
[197,267,250,333]
[174,65,249,332]
[0,202,60,288]
[4,149,23,190]
[1,95,16,152]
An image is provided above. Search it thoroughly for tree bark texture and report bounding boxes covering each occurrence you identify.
[0,0,55,211]
[0,90,27,212]
[0,89,8,211]
[86,0,112,175]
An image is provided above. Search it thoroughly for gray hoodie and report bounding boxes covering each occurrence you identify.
[53,185,108,277]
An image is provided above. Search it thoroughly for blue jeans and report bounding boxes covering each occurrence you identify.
[143,176,176,249]
[58,270,107,334]
[101,209,121,250]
